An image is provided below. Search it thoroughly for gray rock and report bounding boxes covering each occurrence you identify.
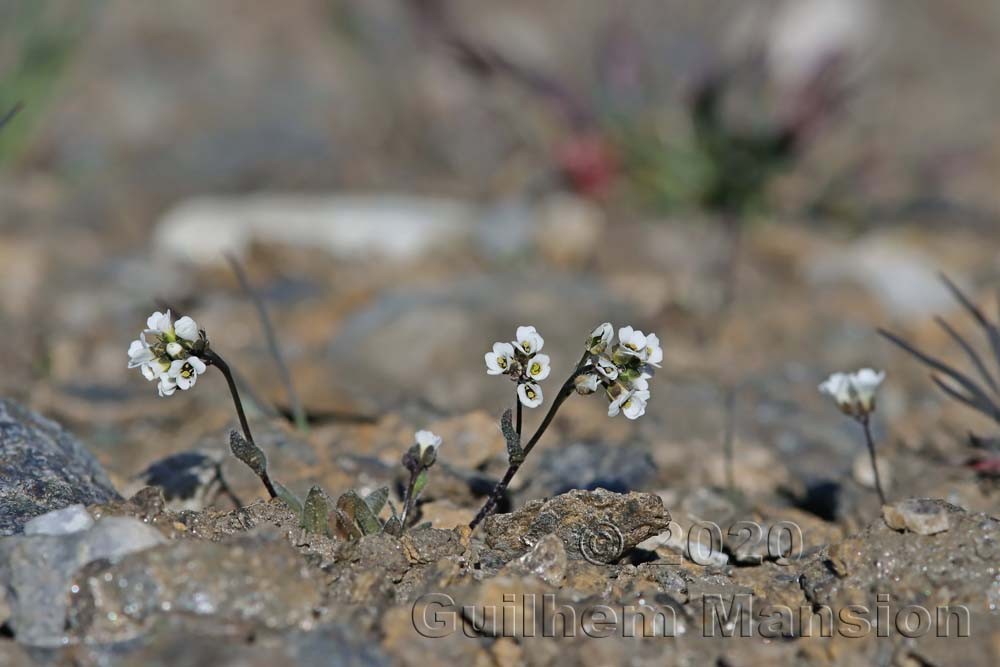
[155,194,475,264]
[483,488,671,564]
[524,441,656,499]
[327,274,634,411]
[0,399,120,536]
[500,533,568,586]
[882,497,961,535]
[806,236,956,320]
[23,504,94,536]
[0,517,165,646]
[66,531,323,644]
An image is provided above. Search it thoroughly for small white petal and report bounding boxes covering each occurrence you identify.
[415,430,442,456]
[187,356,207,374]
[165,342,184,358]
[127,339,154,368]
[485,342,515,375]
[517,382,544,408]
[174,316,199,342]
[146,310,172,334]
[527,354,551,381]
[596,357,619,381]
[157,375,177,397]
[623,394,648,420]
[645,334,663,367]
[514,325,544,355]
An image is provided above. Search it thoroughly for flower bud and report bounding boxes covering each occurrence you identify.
[587,322,613,355]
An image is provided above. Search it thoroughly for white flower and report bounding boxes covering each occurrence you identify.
[157,374,177,397]
[514,325,544,356]
[146,310,173,335]
[851,368,885,412]
[617,326,649,361]
[517,382,543,408]
[168,356,207,391]
[644,334,663,367]
[127,336,154,368]
[819,368,885,416]
[575,373,600,395]
[141,357,171,382]
[630,373,651,393]
[622,390,650,420]
[595,356,619,381]
[587,322,614,354]
[174,316,199,342]
[485,342,516,375]
[608,388,650,420]
[165,342,184,358]
[608,389,630,417]
[415,430,442,457]
[526,353,551,381]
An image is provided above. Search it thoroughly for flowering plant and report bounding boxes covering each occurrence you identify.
[819,368,888,504]
[128,309,442,537]
[471,322,660,528]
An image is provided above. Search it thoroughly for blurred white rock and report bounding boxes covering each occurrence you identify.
[23,504,94,536]
[154,194,476,264]
[807,236,956,320]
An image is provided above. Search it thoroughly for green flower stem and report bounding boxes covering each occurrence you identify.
[469,352,591,530]
[203,348,277,498]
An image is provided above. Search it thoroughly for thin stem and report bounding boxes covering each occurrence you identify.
[204,348,277,498]
[399,469,420,529]
[469,352,591,530]
[859,415,887,506]
[723,388,736,493]
[226,254,308,433]
[516,399,523,439]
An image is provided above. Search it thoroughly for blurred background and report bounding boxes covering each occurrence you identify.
[1,0,999,524]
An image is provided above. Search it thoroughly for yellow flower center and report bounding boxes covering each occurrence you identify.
[498,357,507,368]
[530,362,541,375]
[526,388,536,399]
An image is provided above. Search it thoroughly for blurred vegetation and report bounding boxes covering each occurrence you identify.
[0,0,102,164]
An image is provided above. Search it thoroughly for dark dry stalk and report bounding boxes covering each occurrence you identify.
[722,387,737,493]
[226,254,308,432]
[399,469,420,529]
[469,353,591,530]
[203,348,277,498]
[0,102,23,131]
[720,213,743,316]
[859,415,887,506]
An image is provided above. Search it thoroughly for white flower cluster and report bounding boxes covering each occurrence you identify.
[819,368,884,417]
[485,325,551,408]
[577,323,661,420]
[127,310,207,397]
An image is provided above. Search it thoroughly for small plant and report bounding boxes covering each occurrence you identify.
[879,275,1000,472]
[470,323,661,529]
[818,368,888,504]
[127,310,442,539]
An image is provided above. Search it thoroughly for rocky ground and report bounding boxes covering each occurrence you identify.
[2,0,1000,665]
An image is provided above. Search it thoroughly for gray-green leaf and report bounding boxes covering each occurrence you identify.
[229,430,268,478]
[273,482,303,516]
[302,486,330,536]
